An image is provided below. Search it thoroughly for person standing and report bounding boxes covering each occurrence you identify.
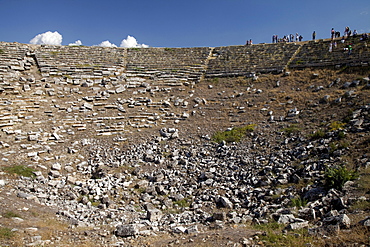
[312,31,316,40]
[353,30,358,37]
[348,43,352,55]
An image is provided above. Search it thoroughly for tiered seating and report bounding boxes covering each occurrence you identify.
[0,42,31,80]
[289,35,370,68]
[34,45,126,79]
[126,47,211,85]
[206,43,301,77]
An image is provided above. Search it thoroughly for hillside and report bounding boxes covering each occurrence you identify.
[0,35,369,246]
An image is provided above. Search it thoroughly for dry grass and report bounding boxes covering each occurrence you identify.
[357,166,370,196]
[323,226,370,246]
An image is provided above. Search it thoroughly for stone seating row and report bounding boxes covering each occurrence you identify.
[289,36,370,68]
[0,42,33,79]
[32,45,126,79]
[126,47,210,84]
[1,38,369,84]
[206,43,300,77]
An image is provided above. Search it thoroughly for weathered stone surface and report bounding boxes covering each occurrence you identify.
[147,208,163,222]
[115,224,139,237]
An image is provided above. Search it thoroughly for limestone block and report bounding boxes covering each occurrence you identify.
[146,208,163,222]
[186,225,198,234]
[115,224,139,237]
[83,102,93,110]
[219,196,233,208]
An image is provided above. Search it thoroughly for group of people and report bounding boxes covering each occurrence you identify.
[272,33,303,43]
[245,26,366,46]
[328,27,360,55]
[331,27,358,40]
[245,39,253,45]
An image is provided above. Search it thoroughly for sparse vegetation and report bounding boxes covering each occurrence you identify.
[329,121,346,131]
[357,166,370,194]
[173,198,191,208]
[0,227,15,240]
[49,51,61,56]
[252,222,315,247]
[350,199,370,211]
[3,211,21,218]
[291,196,308,208]
[309,129,325,140]
[2,165,36,178]
[212,124,255,143]
[281,124,301,135]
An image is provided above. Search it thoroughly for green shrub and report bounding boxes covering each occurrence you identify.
[291,196,308,207]
[309,129,325,140]
[173,198,191,208]
[324,165,358,191]
[2,165,36,178]
[281,124,301,136]
[0,227,14,240]
[212,124,255,143]
[338,131,346,139]
[329,121,346,131]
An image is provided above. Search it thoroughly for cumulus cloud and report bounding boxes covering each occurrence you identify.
[120,35,149,48]
[68,40,83,46]
[30,31,62,45]
[97,40,117,47]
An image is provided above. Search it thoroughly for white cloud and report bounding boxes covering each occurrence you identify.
[68,40,83,46]
[97,40,117,48]
[120,35,149,48]
[30,31,62,45]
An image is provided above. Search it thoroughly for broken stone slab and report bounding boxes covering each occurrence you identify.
[322,214,351,229]
[146,208,163,222]
[115,224,140,237]
[212,212,226,221]
[51,163,61,171]
[17,192,37,200]
[172,226,187,234]
[115,85,126,93]
[83,102,94,110]
[186,225,198,234]
[277,214,295,224]
[218,196,233,208]
[286,221,309,230]
[359,216,370,227]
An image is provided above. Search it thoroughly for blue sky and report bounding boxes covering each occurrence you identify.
[1,0,369,47]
